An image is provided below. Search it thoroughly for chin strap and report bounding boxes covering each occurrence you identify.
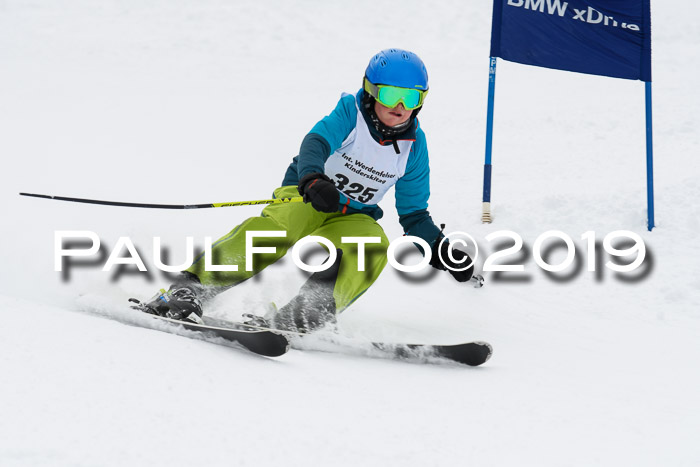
[361,92,419,153]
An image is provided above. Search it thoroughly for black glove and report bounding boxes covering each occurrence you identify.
[429,240,474,282]
[298,172,340,213]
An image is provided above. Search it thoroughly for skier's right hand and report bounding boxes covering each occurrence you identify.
[298,172,340,213]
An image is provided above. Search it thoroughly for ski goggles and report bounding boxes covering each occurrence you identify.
[363,78,428,110]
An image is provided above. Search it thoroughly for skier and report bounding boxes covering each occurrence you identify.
[134,48,476,332]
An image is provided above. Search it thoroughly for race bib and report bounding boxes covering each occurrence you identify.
[324,100,413,206]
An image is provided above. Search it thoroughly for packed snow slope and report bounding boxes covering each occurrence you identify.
[1,1,699,466]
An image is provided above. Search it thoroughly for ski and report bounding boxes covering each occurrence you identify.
[139,313,290,358]
[227,317,493,367]
[372,341,493,367]
[133,308,491,366]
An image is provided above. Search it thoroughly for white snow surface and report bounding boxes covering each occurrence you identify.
[2,1,700,466]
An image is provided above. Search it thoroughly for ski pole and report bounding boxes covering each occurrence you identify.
[19,192,304,210]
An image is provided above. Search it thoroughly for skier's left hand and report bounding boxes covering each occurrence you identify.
[429,240,474,282]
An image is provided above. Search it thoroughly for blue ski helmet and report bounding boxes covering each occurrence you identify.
[364,49,428,91]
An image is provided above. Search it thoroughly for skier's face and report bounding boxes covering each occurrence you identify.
[374,100,412,128]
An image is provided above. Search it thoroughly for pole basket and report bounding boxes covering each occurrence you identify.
[481,202,493,223]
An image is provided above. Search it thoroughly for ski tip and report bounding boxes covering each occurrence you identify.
[465,341,493,366]
[441,341,493,367]
[471,341,493,366]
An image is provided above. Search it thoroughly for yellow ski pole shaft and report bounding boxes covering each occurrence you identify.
[210,197,304,208]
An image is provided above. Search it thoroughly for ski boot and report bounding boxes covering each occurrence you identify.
[243,249,342,333]
[242,311,273,329]
[130,286,204,324]
[241,293,337,334]
[271,295,337,333]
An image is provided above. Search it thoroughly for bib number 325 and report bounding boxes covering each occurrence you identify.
[334,173,378,203]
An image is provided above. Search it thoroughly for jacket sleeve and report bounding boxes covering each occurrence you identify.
[395,127,443,251]
[297,93,357,179]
